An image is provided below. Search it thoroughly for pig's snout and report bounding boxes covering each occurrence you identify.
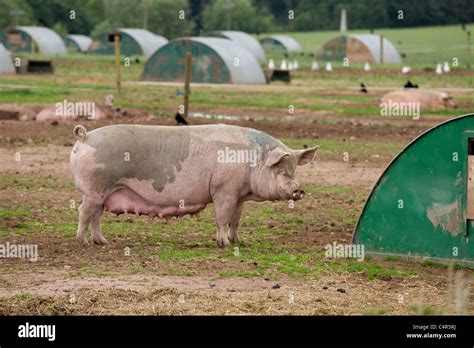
[291,189,305,200]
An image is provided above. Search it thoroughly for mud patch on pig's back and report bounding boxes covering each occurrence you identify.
[86,126,190,193]
[244,128,285,150]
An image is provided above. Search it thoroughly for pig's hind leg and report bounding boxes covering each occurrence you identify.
[228,202,244,245]
[76,196,104,245]
[90,205,107,245]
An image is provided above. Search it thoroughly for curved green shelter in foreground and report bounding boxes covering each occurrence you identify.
[353,114,474,266]
[141,37,266,85]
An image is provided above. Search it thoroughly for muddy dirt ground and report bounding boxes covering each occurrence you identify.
[0,103,472,315]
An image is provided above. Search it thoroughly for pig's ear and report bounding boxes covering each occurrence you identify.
[266,148,291,167]
[294,146,318,165]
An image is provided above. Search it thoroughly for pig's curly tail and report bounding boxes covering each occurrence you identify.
[73,125,87,141]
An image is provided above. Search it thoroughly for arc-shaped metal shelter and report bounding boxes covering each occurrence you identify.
[259,35,303,52]
[320,34,402,64]
[89,28,167,57]
[141,37,266,85]
[353,114,474,266]
[65,34,92,52]
[209,30,266,61]
[0,26,67,56]
[0,44,15,74]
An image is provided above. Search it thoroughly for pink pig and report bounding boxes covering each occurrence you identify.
[70,124,317,247]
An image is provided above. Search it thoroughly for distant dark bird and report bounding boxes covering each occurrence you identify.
[175,112,188,126]
[404,80,419,88]
[360,82,367,93]
[135,57,140,64]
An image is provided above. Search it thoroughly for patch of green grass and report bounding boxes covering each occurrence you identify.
[17,292,30,299]
[419,260,470,270]
[156,247,214,262]
[64,267,114,277]
[329,260,412,280]
[219,270,261,278]
[166,267,189,276]
[282,138,403,162]
[0,88,71,103]
[49,222,77,238]
[420,260,448,268]
[0,205,40,236]
[0,176,67,191]
[70,271,84,277]
[229,251,320,278]
[0,206,31,219]
[361,307,391,315]
[303,184,354,195]
[411,304,444,315]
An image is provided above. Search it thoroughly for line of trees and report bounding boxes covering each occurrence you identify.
[0,0,472,38]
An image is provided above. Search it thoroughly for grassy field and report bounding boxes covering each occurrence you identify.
[0,49,472,118]
[1,24,472,114]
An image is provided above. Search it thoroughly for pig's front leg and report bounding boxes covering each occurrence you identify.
[228,202,244,244]
[212,195,239,247]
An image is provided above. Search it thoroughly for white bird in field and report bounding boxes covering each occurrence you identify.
[288,61,294,70]
[436,64,443,75]
[364,62,371,71]
[268,59,275,69]
[401,66,411,74]
[443,61,450,73]
[325,62,333,72]
[293,59,299,70]
[311,61,319,71]
[280,59,287,70]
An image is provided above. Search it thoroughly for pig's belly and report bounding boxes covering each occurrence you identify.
[104,188,206,218]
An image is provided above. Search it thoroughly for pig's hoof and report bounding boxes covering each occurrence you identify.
[93,235,108,245]
[228,235,240,245]
[216,237,230,247]
[76,236,89,245]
